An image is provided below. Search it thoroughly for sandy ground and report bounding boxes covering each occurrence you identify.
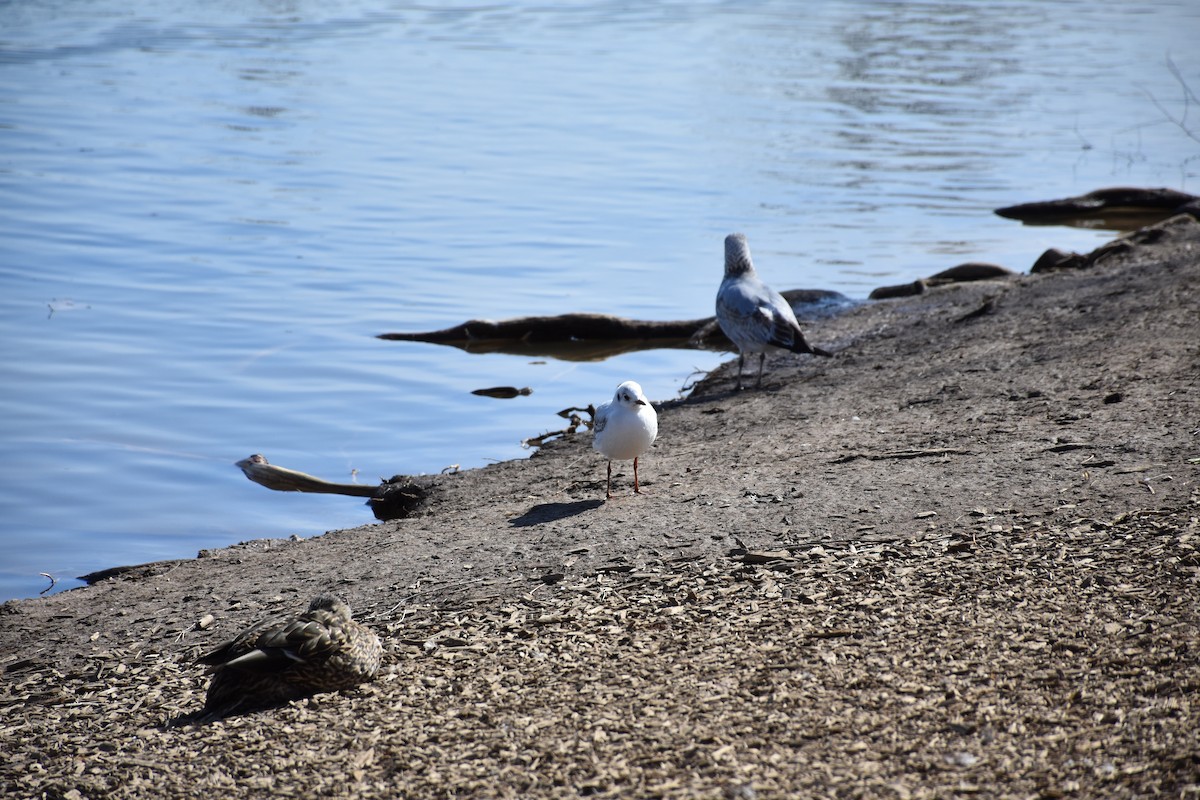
[2,215,1198,799]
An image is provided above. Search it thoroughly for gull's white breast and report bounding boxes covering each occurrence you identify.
[594,403,657,461]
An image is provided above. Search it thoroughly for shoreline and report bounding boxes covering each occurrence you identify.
[2,215,1198,798]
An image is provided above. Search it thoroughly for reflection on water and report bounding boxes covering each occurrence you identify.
[399,337,705,363]
[1,0,1197,599]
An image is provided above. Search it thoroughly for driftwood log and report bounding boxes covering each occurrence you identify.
[995,187,1200,231]
[378,289,854,360]
[868,262,1017,300]
[235,454,428,521]
[236,454,378,496]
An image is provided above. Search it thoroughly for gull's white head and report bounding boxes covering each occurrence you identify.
[724,233,755,278]
[613,380,648,407]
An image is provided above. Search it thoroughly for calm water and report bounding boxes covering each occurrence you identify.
[2,1,1197,601]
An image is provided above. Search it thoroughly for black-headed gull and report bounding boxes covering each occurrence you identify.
[592,380,658,499]
[716,232,831,389]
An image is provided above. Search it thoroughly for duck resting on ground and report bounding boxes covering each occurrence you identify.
[195,593,382,720]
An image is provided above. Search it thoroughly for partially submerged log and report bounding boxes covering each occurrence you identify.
[380,313,711,361]
[868,262,1017,300]
[995,187,1200,231]
[378,290,854,361]
[235,454,428,521]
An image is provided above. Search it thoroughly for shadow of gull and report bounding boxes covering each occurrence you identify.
[510,499,604,527]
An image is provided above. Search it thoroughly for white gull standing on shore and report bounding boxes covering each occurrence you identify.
[716,232,832,390]
[592,380,658,499]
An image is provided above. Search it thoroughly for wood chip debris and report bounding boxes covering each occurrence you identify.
[2,503,1197,799]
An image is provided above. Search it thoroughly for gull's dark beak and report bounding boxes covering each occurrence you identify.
[635,399,646,405]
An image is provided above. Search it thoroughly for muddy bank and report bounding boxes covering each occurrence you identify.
[1,215,1198,799]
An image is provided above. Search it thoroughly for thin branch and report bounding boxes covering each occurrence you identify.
[1143,54,1200,146]
[1166,54,1200,107]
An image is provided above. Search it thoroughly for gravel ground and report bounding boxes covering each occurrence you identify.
[2,215,1198,799]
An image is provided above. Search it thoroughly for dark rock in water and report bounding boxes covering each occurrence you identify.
[471,386,533,399]
[1031,248,1087,273]
[926,262,1014,283]
[996,187,1200,231]
[869,279,928,300]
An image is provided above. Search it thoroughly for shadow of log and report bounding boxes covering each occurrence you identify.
[78,560,183,585]
[377,290,854,361]
[995,187,1200,231]
[509,499,605,528]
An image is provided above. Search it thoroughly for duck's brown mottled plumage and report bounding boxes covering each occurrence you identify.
[197,594,382,720]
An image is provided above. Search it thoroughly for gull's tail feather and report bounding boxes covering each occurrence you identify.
[774,327,833,357]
